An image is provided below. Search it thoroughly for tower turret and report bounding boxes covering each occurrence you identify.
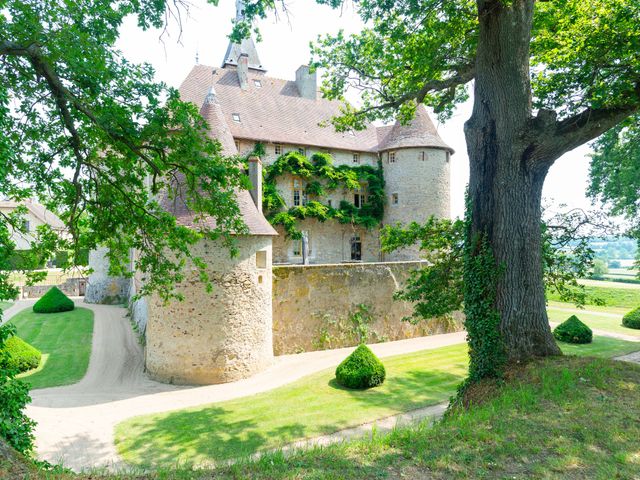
[378,105,453,261]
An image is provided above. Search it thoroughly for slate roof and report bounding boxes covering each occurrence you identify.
[377,105,453,152]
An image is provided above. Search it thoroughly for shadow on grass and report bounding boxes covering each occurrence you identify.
[120,368,466,468]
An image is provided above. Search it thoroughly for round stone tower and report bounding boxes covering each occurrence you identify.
[380,105,453,261]
[144,84,278,385]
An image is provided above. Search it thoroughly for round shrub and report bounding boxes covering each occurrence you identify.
[553,315,593,344]
[335,344,386,389]
[32,287,74,313]
[3,336,41,373]
[622,307,640,329]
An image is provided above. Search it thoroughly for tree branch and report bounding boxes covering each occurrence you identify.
[356,62,476,116]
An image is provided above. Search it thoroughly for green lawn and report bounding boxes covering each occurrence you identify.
[9,307,94,389]
[115,336,640,468]
[0,301,13,311]
[547,283,640,309]
[548,306,640,338]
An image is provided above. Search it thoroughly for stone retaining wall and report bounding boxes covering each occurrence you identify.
[21,277,87,298]
[272,261,463,355]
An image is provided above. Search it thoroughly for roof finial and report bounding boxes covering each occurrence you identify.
[204,85,217,105]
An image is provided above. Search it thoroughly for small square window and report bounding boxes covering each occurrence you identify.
[254,79,262,88]
[388,151,396,163]
[392,193,399,205]
[232,113,241,123]
[275,144,283,155]
[353,153,360,164]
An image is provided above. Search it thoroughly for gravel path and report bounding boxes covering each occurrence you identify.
[16,298,466,472]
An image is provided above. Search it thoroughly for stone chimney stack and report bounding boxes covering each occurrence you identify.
[238,53,249,90]
[248,155,262,212]
[295,65,317,100]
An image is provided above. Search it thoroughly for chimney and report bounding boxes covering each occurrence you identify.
[238,53,249,90]
[248,155,262,212]
[295,65,317,100]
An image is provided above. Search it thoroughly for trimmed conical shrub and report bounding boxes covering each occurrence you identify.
[32,287,74,313]
[623,307,640,329]
[3,336,41,373]
[335,344,386,389]
[553,315,593,344]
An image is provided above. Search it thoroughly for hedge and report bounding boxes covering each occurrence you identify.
[622,307,640,329]
[553,315,593,344]
[335,344,386,389]
[3,336,41,373]
[33,287,75,313]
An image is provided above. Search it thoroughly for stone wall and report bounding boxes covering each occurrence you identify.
[21,277,87,298]
[145,236,274,385]
[272,261,463,355]
[84,247,129,304]
[382,148,451,261]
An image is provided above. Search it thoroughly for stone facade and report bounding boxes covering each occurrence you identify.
[84,247,130,305]
[145,236,274,385]
[272,262,463,355]
[382,148,451,261]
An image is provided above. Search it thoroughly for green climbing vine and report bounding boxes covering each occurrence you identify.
[262,151,385,239]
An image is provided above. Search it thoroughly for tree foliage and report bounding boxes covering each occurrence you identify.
[0,0,250,307]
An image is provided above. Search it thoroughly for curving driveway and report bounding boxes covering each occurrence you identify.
[14,299,467,471]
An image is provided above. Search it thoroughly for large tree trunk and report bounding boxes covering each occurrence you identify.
[464,0,561,364]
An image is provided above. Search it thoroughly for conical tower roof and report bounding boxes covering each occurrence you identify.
[378,105,453,153]
[199,86,238,156]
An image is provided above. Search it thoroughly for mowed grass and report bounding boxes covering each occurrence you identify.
[0,301,13,311]
[10,307,94,389]
[115,337,640,468]
[547,283,640,309]
[548,306,640,338]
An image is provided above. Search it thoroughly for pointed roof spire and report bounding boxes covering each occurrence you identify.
[200,84,237,156]
[222,0,266,71]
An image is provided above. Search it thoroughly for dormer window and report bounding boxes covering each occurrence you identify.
[232,113,241,123]
[254,79,262,88]
[388,151,396,163]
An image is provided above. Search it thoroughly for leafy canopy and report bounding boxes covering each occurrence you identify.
[0,0,250,307]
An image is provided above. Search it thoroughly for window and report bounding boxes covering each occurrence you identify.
[293,178,308,206]
[293,231,311,256]
[234,140,240,152]
[256,250,267,269]
[352,153,360,164]
[388,151,396,163]
[350,235,362,261]
[275,144,283,155]
[297,147,305,155]
[254,79,262,88]
[391,193,399,205]
[420,151,426,161]
[327,199,332,208]
[353,184,367,209]
[23,220,30,232]
[232,113,241,123]
[446,151,451,163]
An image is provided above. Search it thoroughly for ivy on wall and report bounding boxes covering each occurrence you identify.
[261,150,385,239]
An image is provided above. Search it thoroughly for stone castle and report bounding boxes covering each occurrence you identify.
[87,2,454,385]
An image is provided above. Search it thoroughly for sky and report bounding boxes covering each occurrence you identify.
[116,0,597,220]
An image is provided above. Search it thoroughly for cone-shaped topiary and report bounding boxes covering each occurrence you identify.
[335,344,386,389]
[32,287,74,313]
[553,315,593,344]
[622,307,640,329]
[3,336,41,373]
